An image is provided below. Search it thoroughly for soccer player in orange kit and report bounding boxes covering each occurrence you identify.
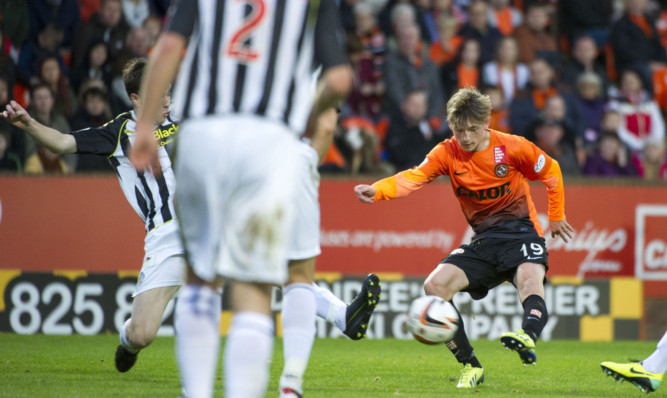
[354,87,574,388]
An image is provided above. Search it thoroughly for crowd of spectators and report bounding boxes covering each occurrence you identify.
[0,0,666,182]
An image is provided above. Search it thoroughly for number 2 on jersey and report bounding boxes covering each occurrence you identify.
[227,0,267,63]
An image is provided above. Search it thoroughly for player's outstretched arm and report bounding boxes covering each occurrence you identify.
[1,100,76,154]
[354,184,376,204]
[549,219,574,243]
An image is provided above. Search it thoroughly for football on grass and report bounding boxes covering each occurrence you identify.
[406,295,459,345]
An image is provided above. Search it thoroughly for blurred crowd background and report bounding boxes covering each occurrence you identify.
[0,0,666,182]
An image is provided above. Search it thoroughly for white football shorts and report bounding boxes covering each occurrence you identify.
[286,139,321,260]
[134,221,185,296]
[174,115,299,284]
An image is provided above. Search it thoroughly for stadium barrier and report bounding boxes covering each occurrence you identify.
[0,176,665,339]
[0,272,641,341]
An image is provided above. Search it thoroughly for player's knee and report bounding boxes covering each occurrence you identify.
[128,324,157,349]
[518,278,543,298]
[423,278,455,301]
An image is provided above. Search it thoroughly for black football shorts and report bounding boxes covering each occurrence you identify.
[440,237,548,300]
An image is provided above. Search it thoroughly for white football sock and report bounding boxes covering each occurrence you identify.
[174,284,222,398]
[313,283,347,331]
[280,283,317,393]
[224,312,274,398]
[119,318,139,353]
[643,330,667,374]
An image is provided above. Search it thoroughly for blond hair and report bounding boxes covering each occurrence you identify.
[446,87,492,130]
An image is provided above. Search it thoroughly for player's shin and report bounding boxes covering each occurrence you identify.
[280,283,317,395]
[224,312,275,398]
[521,294,548,342]
[174,284,222,398]
[445,301,482,368]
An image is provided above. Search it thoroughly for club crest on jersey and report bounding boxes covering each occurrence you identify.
[493,145,507,164]
[494,163,509,177]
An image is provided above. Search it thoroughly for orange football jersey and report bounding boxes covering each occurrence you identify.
[372,129,565,236]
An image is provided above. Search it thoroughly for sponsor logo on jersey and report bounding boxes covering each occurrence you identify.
[494,163,509,177]
[534,154,546,173]
[456,181,511,201]
[154,123,179,146]
[450,248,465,255]
[494,145,507,164]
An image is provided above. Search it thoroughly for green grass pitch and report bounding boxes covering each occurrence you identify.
[0,334,663,397]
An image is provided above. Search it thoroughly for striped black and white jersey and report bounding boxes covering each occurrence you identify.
[166,0,347,135]
[72,111,178,233]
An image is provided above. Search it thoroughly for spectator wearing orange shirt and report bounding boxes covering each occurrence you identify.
[483,85,510,133]
[441,38,481,99]
[487,0,523,36]
[512,3,558,67]
[510,58,584,139]
[429,15,462,67]
[423,0,467,43]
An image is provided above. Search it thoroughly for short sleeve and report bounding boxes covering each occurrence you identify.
[314,0,347,70]
[165,0,198,39]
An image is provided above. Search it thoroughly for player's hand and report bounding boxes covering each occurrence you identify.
[354,184,376,204]
[129,120,162,177]
[550,219,574,243]
[1,101,32,130]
